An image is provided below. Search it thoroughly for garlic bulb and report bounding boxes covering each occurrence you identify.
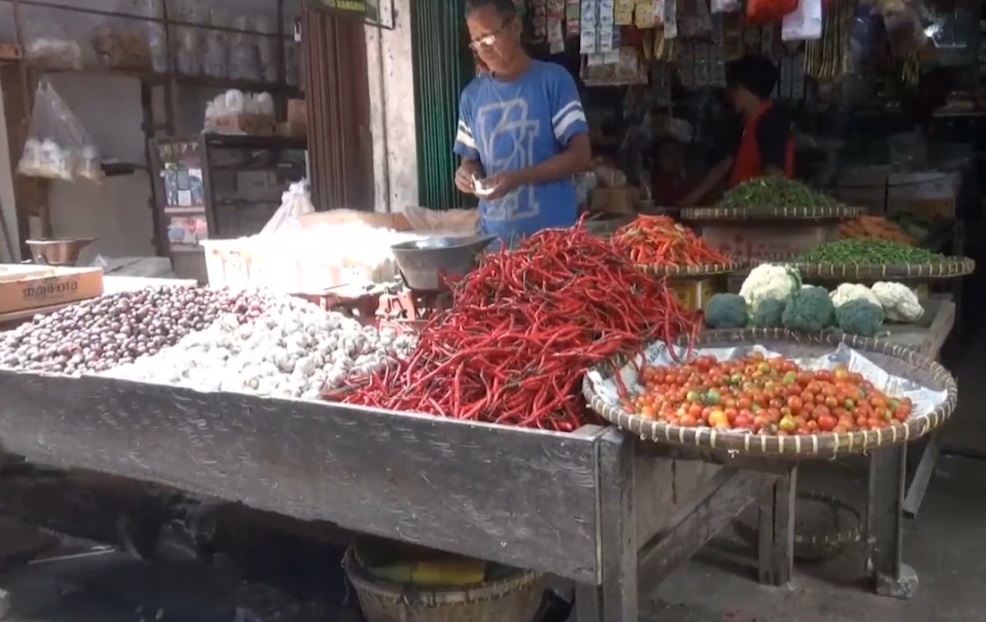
[102,296,417,399]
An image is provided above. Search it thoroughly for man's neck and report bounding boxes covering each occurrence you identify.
[493,54,532,81]
[741,99,766,120]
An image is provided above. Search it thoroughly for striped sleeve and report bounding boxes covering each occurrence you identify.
[550,70,589,146]
[453,96,480,160]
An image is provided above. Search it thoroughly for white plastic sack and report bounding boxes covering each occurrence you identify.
[402,205,478,236]
[710,0,740,13]
[260,180,314,235]
[782,0,823,41]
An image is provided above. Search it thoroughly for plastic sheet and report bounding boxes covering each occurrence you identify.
[17,79,101,183]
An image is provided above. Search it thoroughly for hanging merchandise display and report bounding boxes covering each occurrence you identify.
[547,0,566,53]
[531,0,548,44]
[17,79,101,183]
[805,0,853,81]
[580,0,598,53]
[566,0,582,37]
[782,0,824,41]
[746,0,798,26]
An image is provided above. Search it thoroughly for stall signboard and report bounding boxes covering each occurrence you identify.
[303,0,379,22]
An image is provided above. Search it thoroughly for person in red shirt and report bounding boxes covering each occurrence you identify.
[680,54,795,206]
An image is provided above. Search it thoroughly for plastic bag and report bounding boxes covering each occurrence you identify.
[229,15,261,81]
[678,0,713,38]
[782,0,823,41]
[254,16,279,83]
[260,181,314,235]
[202,8,230,78]
[21,5,85,70]
[711,0,741,14]
[746,0,798,26]
[168,0,206,75]
[17,79,102,183]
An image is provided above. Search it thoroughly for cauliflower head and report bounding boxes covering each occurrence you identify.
[871,282,923,323]
[781,285,836,332]
[836,299,884,337]
[739,264,801,313]
[705,293,748,329]
[830,283,881,309]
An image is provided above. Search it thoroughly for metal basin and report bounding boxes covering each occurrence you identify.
[391,234,496,292]
[26,238,95,266]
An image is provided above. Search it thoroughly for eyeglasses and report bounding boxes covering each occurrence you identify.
[469,18,512,50]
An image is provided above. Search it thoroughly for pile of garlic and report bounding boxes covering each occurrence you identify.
[102,297,416,399]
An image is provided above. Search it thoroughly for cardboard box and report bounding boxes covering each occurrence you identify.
[590,186,640,214]
[670,276,725,311]
[287,99,307,124]
[207,114,276,136]
[699,223,836,261]
[278,121,307,139]
[887,171,958,219]
[0,266,104,315]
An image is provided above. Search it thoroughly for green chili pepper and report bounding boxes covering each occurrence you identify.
[719,177,839,210]
[795,239,945,264]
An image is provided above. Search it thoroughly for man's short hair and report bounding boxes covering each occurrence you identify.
[725,54,779,100]
[465,0,518,17]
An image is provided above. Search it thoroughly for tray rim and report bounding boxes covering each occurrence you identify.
[583,328,958,458]
[681,205,862,222]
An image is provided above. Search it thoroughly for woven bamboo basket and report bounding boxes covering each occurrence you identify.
[777,256,975,281]
[733,491,861,561]
[635,259,746,278]
[343,547,545,622]
[582,329,958,458]
[681,205,861,222]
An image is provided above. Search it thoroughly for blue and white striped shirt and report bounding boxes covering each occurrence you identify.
[454,60,589,245]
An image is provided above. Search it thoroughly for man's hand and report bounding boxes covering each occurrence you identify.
[477,172,521,201]
[454,161,482,194]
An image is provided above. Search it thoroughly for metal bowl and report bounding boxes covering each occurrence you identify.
[391,234,496,292]
[26,238,96,266]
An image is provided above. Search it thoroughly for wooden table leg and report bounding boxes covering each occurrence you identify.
[577,430,637,622]
[868,445,918,599]
[757,465,796,586]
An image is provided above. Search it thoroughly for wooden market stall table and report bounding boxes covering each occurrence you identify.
[0,298,955,621]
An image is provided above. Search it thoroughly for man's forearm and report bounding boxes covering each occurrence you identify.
[682,157,733,205]
[515,135,592,186]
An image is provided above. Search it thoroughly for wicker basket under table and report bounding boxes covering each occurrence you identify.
[343,547,545,622]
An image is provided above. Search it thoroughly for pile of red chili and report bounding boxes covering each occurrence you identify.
[336,222,702,432]
[613,215,732,267]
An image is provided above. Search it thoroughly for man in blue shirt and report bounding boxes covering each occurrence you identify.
[453,0,592,246]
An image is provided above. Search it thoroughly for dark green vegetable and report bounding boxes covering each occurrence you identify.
[836,299,884,337]
[705,293,748,329]
[718,177,839,210]
[796,239,945,264]
[781,286,836,332]
[749,297,786,328]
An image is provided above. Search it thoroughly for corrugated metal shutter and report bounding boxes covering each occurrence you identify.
[301,7,374,211]
[411,0,474,210]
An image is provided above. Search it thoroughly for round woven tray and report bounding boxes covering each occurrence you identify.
[343,547,545,622]
[681,205,861,222]
[733,491,861,561]
[583,329,958,458]
[778,257,976,281]
[636,259,746,278]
